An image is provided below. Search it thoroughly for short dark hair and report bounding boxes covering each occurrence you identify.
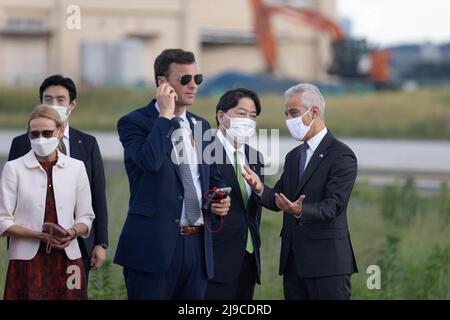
[39,75,77,103]
[215,88,262,126]
[154,49,196,85]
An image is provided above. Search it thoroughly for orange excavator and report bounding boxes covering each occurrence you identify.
[250,0,391,85]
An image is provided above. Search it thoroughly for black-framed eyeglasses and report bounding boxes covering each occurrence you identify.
[28,129,57,139]
[178,74,203,86]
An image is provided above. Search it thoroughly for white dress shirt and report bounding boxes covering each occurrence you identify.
[154,103,203,226]
[216,130,252,198]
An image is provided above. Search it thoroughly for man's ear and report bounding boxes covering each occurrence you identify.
[69,99,77,112]
[217,111,224,126]
[311,106,320,118]
[157,76,166,87]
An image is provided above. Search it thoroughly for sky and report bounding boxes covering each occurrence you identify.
[337,0,450,47]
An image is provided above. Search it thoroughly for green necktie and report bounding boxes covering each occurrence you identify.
[234,150,254,254]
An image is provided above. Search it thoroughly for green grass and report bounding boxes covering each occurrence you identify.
[1,86,450,139]
[1,163,448,300]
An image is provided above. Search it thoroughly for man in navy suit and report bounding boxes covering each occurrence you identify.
[113,49,231,300]
[243,83,358,300]
[205,88,264,300]
[8,75,109,280]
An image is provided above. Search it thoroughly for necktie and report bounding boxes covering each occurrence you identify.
[59,139,67,155]
[234,150,253,254]
[298,142,309,181]
[173,117,201,225]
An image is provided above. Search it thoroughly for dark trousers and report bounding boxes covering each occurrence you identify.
[124,232,207,300]
[79,239,91,282]
[283,251,351,300]
[205,251,257,300]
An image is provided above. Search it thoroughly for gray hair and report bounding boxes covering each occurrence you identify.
[284,83,325,119]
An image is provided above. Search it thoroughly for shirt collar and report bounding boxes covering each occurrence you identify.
[64,124,70,140]
[305,127,328,152]
[216,129,245,158]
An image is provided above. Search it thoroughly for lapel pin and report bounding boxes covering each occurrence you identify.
[78,140,82,144]
[191,117,197,125]
[319,154,323,158]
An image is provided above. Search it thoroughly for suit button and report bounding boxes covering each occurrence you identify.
[175,219,180,224]
[177,195,183,201]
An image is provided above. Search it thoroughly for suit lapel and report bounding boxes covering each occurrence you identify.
[68,128,85,161]
[294,132,334,197]
[148,100,183,184]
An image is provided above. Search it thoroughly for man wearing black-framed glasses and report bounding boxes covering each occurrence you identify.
[114,48,231,300]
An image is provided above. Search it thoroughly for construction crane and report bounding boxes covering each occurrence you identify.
[250,0,391,86]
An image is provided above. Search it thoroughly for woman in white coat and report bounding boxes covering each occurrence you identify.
[0,105,95,299]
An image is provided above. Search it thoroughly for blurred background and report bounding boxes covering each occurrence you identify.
[0,0,449,299]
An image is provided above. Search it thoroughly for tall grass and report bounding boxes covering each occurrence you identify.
[1,86,450,139]
[0,162,449,299]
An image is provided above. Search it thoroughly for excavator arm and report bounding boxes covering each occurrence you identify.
[249,0,390,82]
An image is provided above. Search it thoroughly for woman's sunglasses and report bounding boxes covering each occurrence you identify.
[28,129,57,139]
[178,74,203,86]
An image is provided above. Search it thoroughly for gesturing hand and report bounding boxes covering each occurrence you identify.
[275,193,306,216]
[242,165,263,194]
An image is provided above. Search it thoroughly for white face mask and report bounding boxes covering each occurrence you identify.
[30,137,60,157]
[222,112,256,144]
[286,108,314,141]
[49,105,71,122]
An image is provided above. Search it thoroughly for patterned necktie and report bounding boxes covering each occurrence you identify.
[173,117,201,225]
[234,150,253,254]
[298,141,309,181]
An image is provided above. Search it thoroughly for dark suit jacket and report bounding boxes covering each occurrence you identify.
[113,99,222,279]
[260,131,358,278]
[8,127,109,256]
[209,139,264,284]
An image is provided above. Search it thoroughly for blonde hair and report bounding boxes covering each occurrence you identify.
[27,105,65,153]
[28,104,63,129]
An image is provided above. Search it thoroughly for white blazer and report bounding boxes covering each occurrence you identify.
[0,150,95,260]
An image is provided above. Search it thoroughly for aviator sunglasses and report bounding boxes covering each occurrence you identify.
[177,74,203,86]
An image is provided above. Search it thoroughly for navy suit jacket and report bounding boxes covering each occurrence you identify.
[260,131,358,278]
[8,128,109,255]
[113,99,222,279]
[209,139,264,284]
